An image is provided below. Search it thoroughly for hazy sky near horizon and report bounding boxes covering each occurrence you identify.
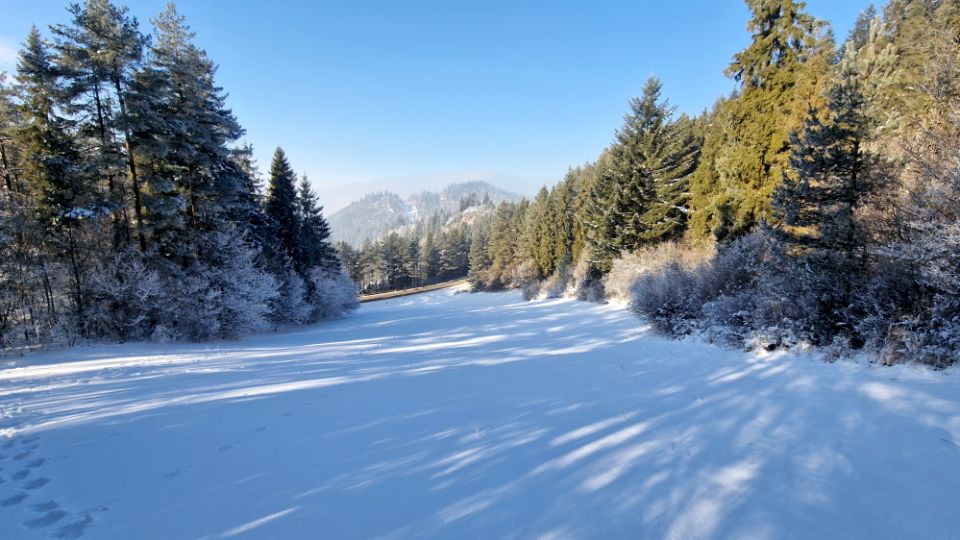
[1,1,868,211]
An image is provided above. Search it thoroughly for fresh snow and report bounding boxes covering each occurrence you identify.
[1,288,958,539]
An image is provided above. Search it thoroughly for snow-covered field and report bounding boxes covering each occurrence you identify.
[1,288,959,539]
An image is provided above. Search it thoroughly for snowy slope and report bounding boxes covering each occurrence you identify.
[1,289,959,539]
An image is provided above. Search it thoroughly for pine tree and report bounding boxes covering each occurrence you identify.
[138,3,245,256]
[419,232,439,284]
[53,0,149,251]
[264,147,299,265]
[527,186,552,278]
[688,0,827,242]
[295,175,336,273]
[0,73,22,199]
[468,226,490,286]
[16,28,93,331]
[581,150,624,272]
[638,113,702,243]
[774,73,876,257]
[772,70,891,340]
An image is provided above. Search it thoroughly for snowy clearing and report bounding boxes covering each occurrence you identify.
[1,288,959,539]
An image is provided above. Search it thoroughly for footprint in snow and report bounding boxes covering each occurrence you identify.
[25,458,45,468]
[24,509,68,529]
[218,441,240,452]
[1,492,27,506]
[254,425,268,432]
[31,500,59,512]
[13,450,33,460]
[12,468,30,480]
[54,513,93,539]
[281,411,293,417]
[163,465,191,479]
[23,477,50,490]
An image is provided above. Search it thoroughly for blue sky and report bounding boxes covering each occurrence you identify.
[0,1,869,210]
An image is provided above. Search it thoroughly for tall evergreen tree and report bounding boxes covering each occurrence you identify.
[264,147,299,264]
[295,175,336,272]
[16,28,93,331]
[774,73,877,257]
[688,0,827,242]
[137,2,246,258]
[53,0,149,250]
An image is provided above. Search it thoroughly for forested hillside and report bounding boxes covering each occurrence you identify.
[466,0,960,366]
[328,181,520,246]
[0,1,357,349]
[336,191,496,293]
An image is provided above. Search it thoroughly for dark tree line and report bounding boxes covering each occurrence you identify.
[0,0,356,348]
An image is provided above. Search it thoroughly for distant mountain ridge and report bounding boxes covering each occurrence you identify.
[329,181,523,245]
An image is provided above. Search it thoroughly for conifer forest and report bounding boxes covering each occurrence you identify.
[2,1,960,538]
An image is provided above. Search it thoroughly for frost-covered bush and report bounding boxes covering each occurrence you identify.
[605,243,710,301]
[87,251,162,341]
[628,231,771,338]
[629,261,702,335]
[272,267,312,326]
[307,266,360,320]
[207,233,280,337]
[152,229,279,341]
[873,220,960,366]
[540,265,570,299]
[567,252,605,303]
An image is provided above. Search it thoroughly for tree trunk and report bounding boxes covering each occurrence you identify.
[113,77,147,252]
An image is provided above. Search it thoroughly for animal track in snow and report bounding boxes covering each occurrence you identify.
[12,468,30,480]
[54,513,93,539]
[24,509,67,529]
[1,492,27,506]
[218,441,240,452]
[31,500,59,512]
[162,465,191,479]
[23,476,50,490]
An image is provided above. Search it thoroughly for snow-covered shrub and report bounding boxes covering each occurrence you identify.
[307,266,359,320]
[87,251,162,341]
[152,229,279,341]
[150,324,179,344]
[629,261,703,336]
[272,267,312,326]
[567,251,605,303]
[540,264,571,299]
[604,243,710,301]
[209,237,280,337]
[160,266,222,341]
[873,221,960,366]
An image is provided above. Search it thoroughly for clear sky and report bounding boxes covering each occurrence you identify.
[0,1,869,211]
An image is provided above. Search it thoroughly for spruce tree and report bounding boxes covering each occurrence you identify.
[264,147,299,265]
[774,74,874,257]
[144,3,244,237]
[688,0,826,242]
[295,175,336,273]
[16,28,92,330]
[419,232,439,284]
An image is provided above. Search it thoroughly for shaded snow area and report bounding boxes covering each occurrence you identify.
[1,289,959,539]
